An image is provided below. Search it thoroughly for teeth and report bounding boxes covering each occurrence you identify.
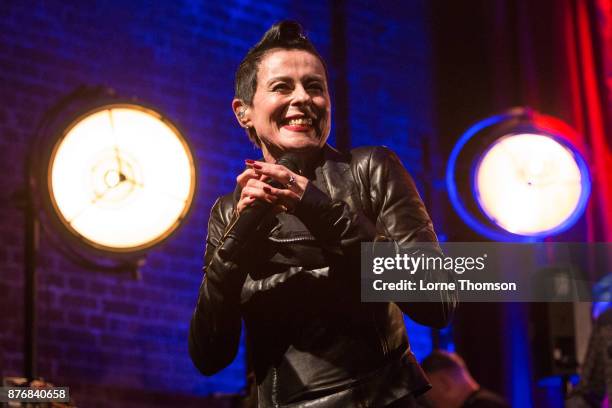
[287,118,312,126]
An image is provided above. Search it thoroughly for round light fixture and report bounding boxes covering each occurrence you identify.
[46,103,196,253]
[22,88,198,380]
[447,108,590,241]
[475,133,585,236]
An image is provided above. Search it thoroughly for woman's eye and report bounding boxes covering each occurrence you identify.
[272,84,289,92]
[308,83,324,91]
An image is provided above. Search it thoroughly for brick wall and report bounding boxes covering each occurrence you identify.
[0,1,435,406]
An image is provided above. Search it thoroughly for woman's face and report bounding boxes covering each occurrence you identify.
[244,49,331,161]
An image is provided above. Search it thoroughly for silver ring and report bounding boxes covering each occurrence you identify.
[286,175,296,188]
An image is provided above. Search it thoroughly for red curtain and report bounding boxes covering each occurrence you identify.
[562,0,612,242]
[492,0,611,241]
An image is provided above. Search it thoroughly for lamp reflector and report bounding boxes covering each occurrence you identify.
[475,133,583,236]
[49,106,195,251]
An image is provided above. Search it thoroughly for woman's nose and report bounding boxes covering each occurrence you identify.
[290,85,310,104]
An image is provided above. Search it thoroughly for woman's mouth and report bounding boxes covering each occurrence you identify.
[282,117,313,132]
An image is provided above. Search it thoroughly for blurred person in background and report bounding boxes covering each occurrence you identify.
[420,350,509,408]
[567,274,612,408]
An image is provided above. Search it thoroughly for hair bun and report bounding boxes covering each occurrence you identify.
[261,20,308,46]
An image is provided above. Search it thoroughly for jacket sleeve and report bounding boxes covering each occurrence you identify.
[188,197,247,375]
[294,146,457,329]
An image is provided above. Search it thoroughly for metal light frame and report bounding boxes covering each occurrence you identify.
[446,108,591,241]
[43,103,197,254]
[22,86,197,380]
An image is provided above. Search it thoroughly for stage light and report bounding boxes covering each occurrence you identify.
[47,105,195,252]
[475,133,584,235]
[447,108,590,241]
[22,86,197,380]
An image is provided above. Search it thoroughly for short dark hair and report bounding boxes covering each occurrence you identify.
[421,350,468,375]
[235,20,327,107]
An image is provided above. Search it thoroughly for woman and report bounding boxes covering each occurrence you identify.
[189,21,456,407]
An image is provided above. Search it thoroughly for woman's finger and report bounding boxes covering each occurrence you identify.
[237,186,277,214]
[246,161,308,198]
[262,185,301,201]
[246,161,293,184]
[236,196,256,214]
[244,177,274,191]
[236,167,262,188]
[241,185,278,203]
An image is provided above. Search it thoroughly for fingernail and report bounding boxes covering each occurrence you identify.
[245,159,255,164]
[263,186,272,194]
[252,162,263,169]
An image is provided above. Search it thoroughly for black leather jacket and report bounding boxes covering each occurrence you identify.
[189,145,457,407]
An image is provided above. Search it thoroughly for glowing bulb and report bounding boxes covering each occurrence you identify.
[48,105,195,251]
[475,133,584,236]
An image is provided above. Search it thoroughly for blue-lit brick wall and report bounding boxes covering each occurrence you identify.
[344,1,447,239]
[0,0,436,406]
[346,2,434,172]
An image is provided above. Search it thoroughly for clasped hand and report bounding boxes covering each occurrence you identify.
[236,159,309,214]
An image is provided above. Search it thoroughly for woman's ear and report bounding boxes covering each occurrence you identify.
[232,99,252,129]
[232,99,261,147]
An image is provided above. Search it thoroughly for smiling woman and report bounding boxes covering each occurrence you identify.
[234,49,331,161]
[188,21,457,407]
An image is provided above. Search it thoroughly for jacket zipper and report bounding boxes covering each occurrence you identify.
[268,235,315,243]
[271,367,279,408]
[371,311,389,359]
